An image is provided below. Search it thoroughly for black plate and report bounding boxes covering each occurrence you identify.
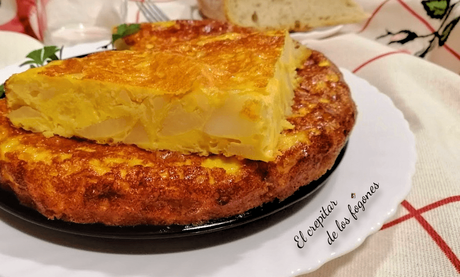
[0,144,347,239]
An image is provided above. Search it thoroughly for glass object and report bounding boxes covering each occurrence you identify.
[36,0,127,46]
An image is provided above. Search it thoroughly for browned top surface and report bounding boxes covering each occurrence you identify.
[120,20,256,50]
[37,20,288,91]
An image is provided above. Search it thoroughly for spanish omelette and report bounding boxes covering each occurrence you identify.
[0,21,356,226]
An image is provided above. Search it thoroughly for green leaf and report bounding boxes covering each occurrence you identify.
[42,46,60,65]
[116,24,129,35]
[43,46,60,60]
[112,33,123,43]
[439,16,460,46]
[422,0,450,19]
[0,84,4,98]
[112,23,140,44]
[48,54,59,61]
[20,46,61,68]
[25,49,44,65]
[19,60,38,67]
[122,24,141,37]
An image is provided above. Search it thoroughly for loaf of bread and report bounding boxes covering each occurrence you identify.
[197,0,368,31]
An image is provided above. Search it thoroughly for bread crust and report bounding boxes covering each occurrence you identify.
[197,0,226,21]
[197,0,367,31]
[0,41,356,226]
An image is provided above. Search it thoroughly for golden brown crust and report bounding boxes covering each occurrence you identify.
[42,30,288,90]
[117,20,256,51]
[0,49,356,226]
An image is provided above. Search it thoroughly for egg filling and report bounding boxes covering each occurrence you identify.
[5,29,310,161]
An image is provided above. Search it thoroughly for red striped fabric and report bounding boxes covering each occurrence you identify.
[358,0,390,33]
[380,198,460,274]
[352,50,411,73]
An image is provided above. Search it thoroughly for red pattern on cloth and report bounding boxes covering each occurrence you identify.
[352,49,411,73]
[379,198,460,274]
[359,0,390,33]
[356,0,460,67]
[396,0,436,32]
[0,0,37,38]
[395,0,460,60]
[381,196,460,230]
[0,15,23,33]
[398,200,460,274]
